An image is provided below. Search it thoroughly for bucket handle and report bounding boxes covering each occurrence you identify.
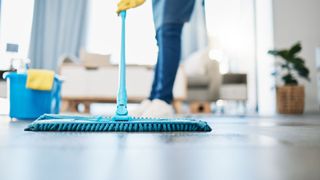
[2,72,11,79]
[53,78,62,113]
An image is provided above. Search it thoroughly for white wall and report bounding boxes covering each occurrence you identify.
[272,0,320,112]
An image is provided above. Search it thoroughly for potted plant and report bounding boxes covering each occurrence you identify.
[268,42,310,114]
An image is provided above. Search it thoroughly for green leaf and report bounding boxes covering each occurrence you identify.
[268,50,290,60]
[289,42,302,56]
[268,50,278,55]
[291,57,304,65]
[282,74,298,85]
[271,71,278,76]
[296,66,310,80]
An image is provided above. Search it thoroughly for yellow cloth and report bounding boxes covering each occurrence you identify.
[26,69,55,91]
[116,0,145,14]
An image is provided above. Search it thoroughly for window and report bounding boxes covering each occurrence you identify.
[86,0,157,65]
[205,0,275,114]
[205,0,257,112]
[0,0,34,70]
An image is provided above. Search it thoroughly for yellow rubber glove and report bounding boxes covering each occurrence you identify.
[117,0,145,14]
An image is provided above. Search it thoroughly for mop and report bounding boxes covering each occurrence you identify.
[25,11,211,132]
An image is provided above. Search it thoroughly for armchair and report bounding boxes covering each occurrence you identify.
[184,49,221,113]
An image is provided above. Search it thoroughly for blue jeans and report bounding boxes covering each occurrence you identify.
[149,23,184,104]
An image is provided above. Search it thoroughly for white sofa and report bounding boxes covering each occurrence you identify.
[59,64,187,113]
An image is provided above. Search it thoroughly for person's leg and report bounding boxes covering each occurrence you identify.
[151,23,184,104]
[148,46,160,100]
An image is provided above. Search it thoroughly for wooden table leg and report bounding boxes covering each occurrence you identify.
[83,102,91,114]
[189,101,211,113]
[61,100,69,112]
[69,100,79,113]
[173,100,183,114]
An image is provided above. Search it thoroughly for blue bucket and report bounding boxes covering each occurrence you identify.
[4,72,62,119]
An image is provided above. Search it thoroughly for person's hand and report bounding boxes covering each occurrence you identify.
[117,0,145,14]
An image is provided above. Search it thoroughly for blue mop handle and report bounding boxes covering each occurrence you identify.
[114,11,129,119]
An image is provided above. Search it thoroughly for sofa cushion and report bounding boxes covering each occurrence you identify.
[184,49,209,76]
[60,65,187,100]
[187,75,210,88]
[220,84,247,100]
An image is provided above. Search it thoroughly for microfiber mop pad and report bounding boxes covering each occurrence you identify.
[24,114,211,132]
[24,11,212,132]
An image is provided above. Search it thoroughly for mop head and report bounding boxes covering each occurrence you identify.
[24,114,212,132]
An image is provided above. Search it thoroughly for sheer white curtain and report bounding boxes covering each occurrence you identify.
[86,0,157,65]
[28,0,88,70]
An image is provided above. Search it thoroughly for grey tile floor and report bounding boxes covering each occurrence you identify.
[1,114,320,180]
